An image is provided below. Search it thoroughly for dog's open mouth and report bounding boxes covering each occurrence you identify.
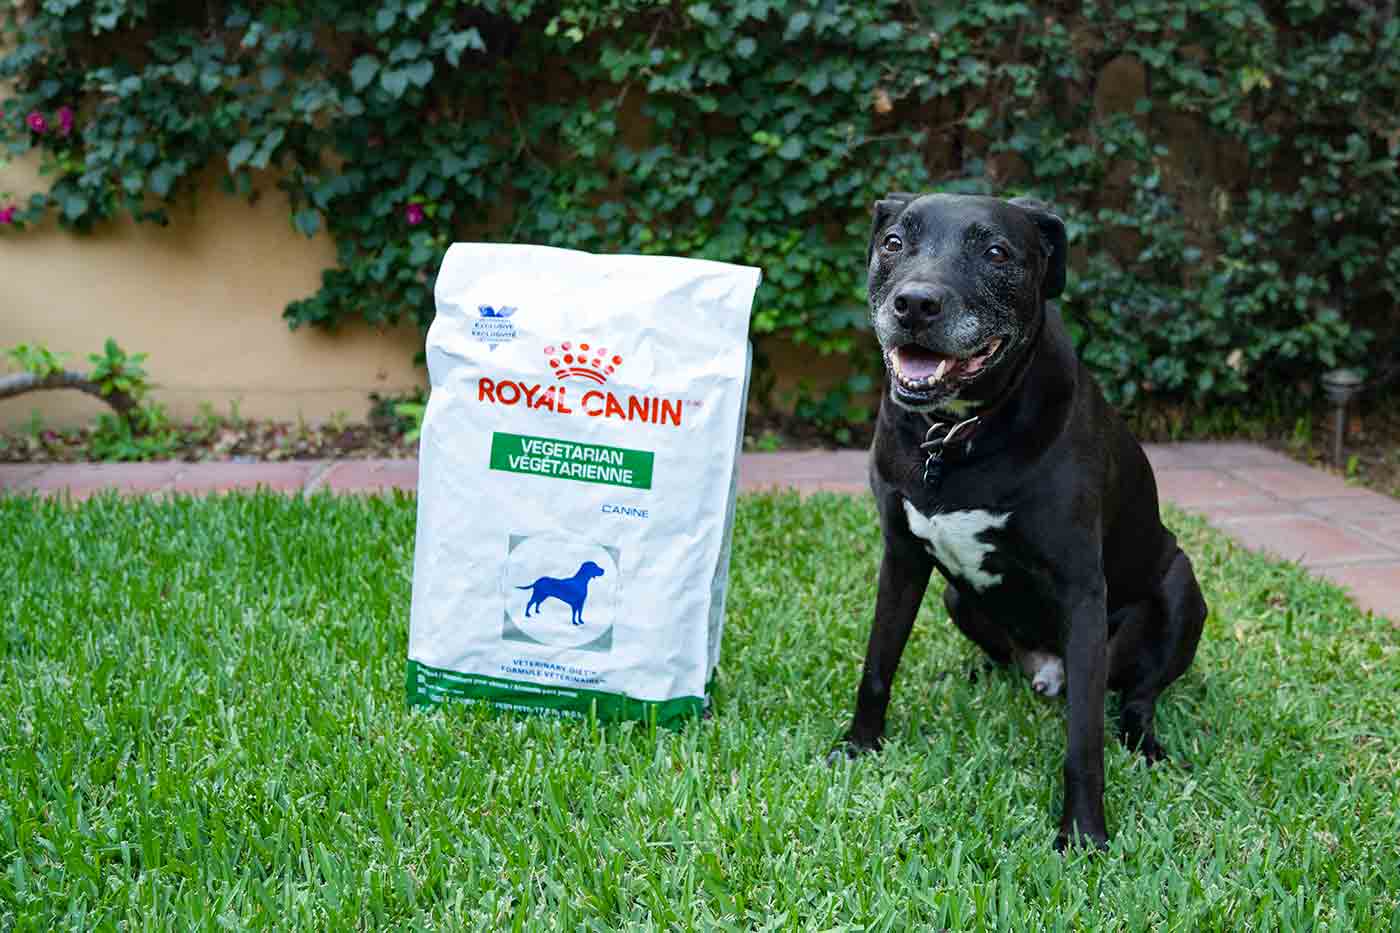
[887,337,1004,394]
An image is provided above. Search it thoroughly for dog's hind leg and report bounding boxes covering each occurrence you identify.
[1107,550,1207,763]
[945,582,1067,696]
[943,583,1014,666]
[1106,599,1167,761]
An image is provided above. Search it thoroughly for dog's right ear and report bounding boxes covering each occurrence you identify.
[867,193,916,265]
[1008,196,1067,298]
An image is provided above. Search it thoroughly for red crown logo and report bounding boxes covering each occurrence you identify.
[543,341,623,384]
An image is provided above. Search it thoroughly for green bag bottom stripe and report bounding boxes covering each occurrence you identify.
[406,659,705,728]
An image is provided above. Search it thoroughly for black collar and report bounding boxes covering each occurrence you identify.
[918,399,1014,486]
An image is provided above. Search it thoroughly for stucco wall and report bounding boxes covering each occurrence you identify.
[1,159,425,431]
[1,169,863,432]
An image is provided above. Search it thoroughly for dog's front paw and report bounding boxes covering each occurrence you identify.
[824,733,880,766]
[1054,826,1110,853]
[1135,734,1169,765]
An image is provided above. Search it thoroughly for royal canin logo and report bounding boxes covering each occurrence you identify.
[478,338,686,427]
[545,341,620,384]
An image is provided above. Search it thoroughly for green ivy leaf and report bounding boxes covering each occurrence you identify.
[441,29,485,67]
[799,69,829,94]
[391,39,424,63]
[785,12,811,40]
[227,140,256,172]
[405,60,434,87]
[380,68,410,98]
[350,56,380,92]
[294,209,321,237]
[250,129,285,169]
[777,137,804,160]
[150,164,178,197]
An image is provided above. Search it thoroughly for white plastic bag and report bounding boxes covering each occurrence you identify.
[407,243,760,725]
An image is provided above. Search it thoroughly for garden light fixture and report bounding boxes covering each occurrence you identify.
[1320,368,1364,467]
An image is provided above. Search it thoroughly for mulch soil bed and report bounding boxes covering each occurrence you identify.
[0,419,417,464]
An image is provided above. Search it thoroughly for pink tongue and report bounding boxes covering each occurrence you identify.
[897,346,951,380]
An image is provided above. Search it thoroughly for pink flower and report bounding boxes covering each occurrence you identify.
[26,111,47,134]
[57,106,75,136]
[405,203,425,226]
[0,205,16,225]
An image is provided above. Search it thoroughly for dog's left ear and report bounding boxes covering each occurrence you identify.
[867,192,917,265]
[1009,197,1067,299]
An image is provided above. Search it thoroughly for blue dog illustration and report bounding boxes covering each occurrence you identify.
[516,561,605,625]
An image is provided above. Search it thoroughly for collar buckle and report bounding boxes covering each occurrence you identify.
[920,415,980,452]
[921,415,980,486]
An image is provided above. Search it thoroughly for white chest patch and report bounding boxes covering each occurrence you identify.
[902,500,1011,592]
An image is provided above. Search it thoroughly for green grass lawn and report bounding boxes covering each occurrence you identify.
[2,492,1398,930]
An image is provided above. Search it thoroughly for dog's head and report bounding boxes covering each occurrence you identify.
[867,193,1066,415]
[580,561,605,579]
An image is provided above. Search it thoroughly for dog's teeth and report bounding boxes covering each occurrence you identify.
[933,359,950,381]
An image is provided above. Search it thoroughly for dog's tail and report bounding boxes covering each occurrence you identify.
[514,585,533,590]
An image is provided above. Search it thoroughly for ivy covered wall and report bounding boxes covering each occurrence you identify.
[3,0,1396,417]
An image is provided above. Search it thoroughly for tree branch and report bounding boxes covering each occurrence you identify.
[0,371,140,420]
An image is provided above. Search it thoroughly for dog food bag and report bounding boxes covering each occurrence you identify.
[407,243,760,726]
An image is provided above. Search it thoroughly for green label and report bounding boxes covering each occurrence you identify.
[405,660,704,728]
[489,432,654,490]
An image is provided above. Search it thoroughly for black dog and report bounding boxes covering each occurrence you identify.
[834,192,1207,850]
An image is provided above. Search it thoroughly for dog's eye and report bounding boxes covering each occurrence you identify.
[985,244,1010,263]
[882,234,903,253]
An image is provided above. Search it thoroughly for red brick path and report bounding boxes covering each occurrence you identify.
[3,443,1398,621]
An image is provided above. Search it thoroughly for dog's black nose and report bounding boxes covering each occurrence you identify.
[891,283,951,325]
